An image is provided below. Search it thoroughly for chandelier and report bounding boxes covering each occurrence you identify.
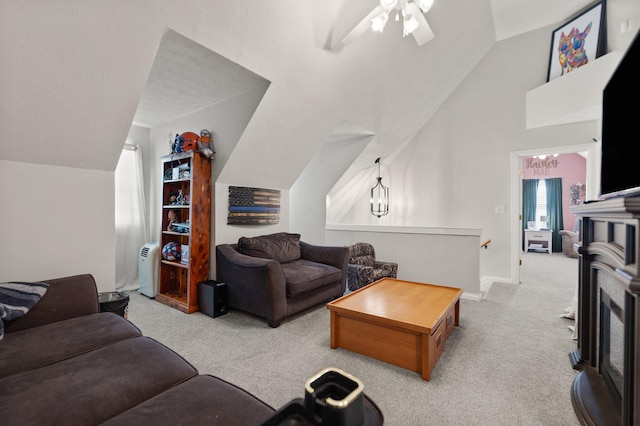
[370,158,389,218]
[371,0,434,38]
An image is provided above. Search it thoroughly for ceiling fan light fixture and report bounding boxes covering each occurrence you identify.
[403,14,419,36]
[418,0,434,13]
[342,0,435,46]
[371,12,389,32]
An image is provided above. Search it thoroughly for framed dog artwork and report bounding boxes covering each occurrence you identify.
[547,1,607,82]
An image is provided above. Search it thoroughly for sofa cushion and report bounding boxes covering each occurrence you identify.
[238,232,301,263]
[282,259,343,298]
[0,312,141,379]
[101,375,275,426]
[0,336,198,426]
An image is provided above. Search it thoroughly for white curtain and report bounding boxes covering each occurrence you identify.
[115,144,148,291]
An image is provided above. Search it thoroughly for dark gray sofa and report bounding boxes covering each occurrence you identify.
[216,233,348,327]
[0,274,275,426]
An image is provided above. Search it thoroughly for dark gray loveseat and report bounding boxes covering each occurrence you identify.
[216,233,349,327]
[0,274,275,425]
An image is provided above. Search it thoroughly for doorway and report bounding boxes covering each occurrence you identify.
[509,142,599,283]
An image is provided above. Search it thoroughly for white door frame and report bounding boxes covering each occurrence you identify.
[509,142,600,283]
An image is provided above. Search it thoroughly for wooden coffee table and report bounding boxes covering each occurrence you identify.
[327,278,462,381]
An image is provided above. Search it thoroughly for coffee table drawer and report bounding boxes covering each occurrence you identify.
[429,319,446,370]
[444,304,456,338]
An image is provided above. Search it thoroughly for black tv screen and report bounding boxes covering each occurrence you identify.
[600,29,640,199]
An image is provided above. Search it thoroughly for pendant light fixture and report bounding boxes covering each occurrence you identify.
[370,157,389,218]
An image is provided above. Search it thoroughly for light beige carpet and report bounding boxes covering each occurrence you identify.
[126,252,580,425]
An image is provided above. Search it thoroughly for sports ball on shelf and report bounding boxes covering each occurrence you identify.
[162,242,181,261]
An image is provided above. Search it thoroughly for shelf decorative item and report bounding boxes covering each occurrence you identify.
[169,129,215,159]
[176,189,186,205]
[161,242,181,261]
[180,245,190,265]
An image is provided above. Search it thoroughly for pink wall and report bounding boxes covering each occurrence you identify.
[522,153,586,231]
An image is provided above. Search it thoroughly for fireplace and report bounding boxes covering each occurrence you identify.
[600,286,625,411]
[570,198,640,426]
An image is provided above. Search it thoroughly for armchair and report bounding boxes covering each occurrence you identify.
[347,242,398,291]
[216,233,348,327]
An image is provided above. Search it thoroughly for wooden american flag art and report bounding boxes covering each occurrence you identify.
[227,186,281,225]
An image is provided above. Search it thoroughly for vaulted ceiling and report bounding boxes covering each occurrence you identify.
[0,0,611,185]
[132,0,596,128]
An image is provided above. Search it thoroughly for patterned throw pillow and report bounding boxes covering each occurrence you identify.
[0,281,49,341]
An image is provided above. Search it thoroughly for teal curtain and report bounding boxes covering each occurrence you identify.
[522,179,539,250]
[545,178,564,252]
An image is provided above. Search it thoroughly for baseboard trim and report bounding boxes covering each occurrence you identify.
[479,275,516,299]
[481,275,516,287]
[461,292,482,301]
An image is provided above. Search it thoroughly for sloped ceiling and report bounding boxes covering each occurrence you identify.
[0,0,597,180]
[132,30,269,128]
[133,0,597,131]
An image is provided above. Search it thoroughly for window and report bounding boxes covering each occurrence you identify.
[115,147,142,227]
[114,143,148,290]
[535,179,548,228]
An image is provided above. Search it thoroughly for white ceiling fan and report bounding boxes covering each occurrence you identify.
[341,0,435,46]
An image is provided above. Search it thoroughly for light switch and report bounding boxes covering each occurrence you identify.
[495,205,505,214]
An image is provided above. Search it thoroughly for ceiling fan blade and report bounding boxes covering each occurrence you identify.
[406,2,435,45]
[341,5,385,46]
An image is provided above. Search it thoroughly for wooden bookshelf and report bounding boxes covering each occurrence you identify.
[156,151,211,313]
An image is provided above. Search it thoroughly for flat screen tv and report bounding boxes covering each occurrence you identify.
[600,28,640,199]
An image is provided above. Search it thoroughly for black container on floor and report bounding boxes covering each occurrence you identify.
[198,280,227,317]
[98,291,130,318]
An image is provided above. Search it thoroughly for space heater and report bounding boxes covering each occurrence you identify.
[138,242,160,298]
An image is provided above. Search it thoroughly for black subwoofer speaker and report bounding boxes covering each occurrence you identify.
[198,280,228,318]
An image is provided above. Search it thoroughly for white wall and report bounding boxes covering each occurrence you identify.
[0,160,116,291]
[325,226,482,299]
[291,134,372,244]
[334,113,453,227]
[329,25,601,284]
[444,26,599,282]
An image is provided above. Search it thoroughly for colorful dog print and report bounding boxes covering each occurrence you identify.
[557,28,575,76]
[567,22,592,72]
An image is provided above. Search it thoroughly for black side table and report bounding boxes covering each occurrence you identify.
[98,292,130,318]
